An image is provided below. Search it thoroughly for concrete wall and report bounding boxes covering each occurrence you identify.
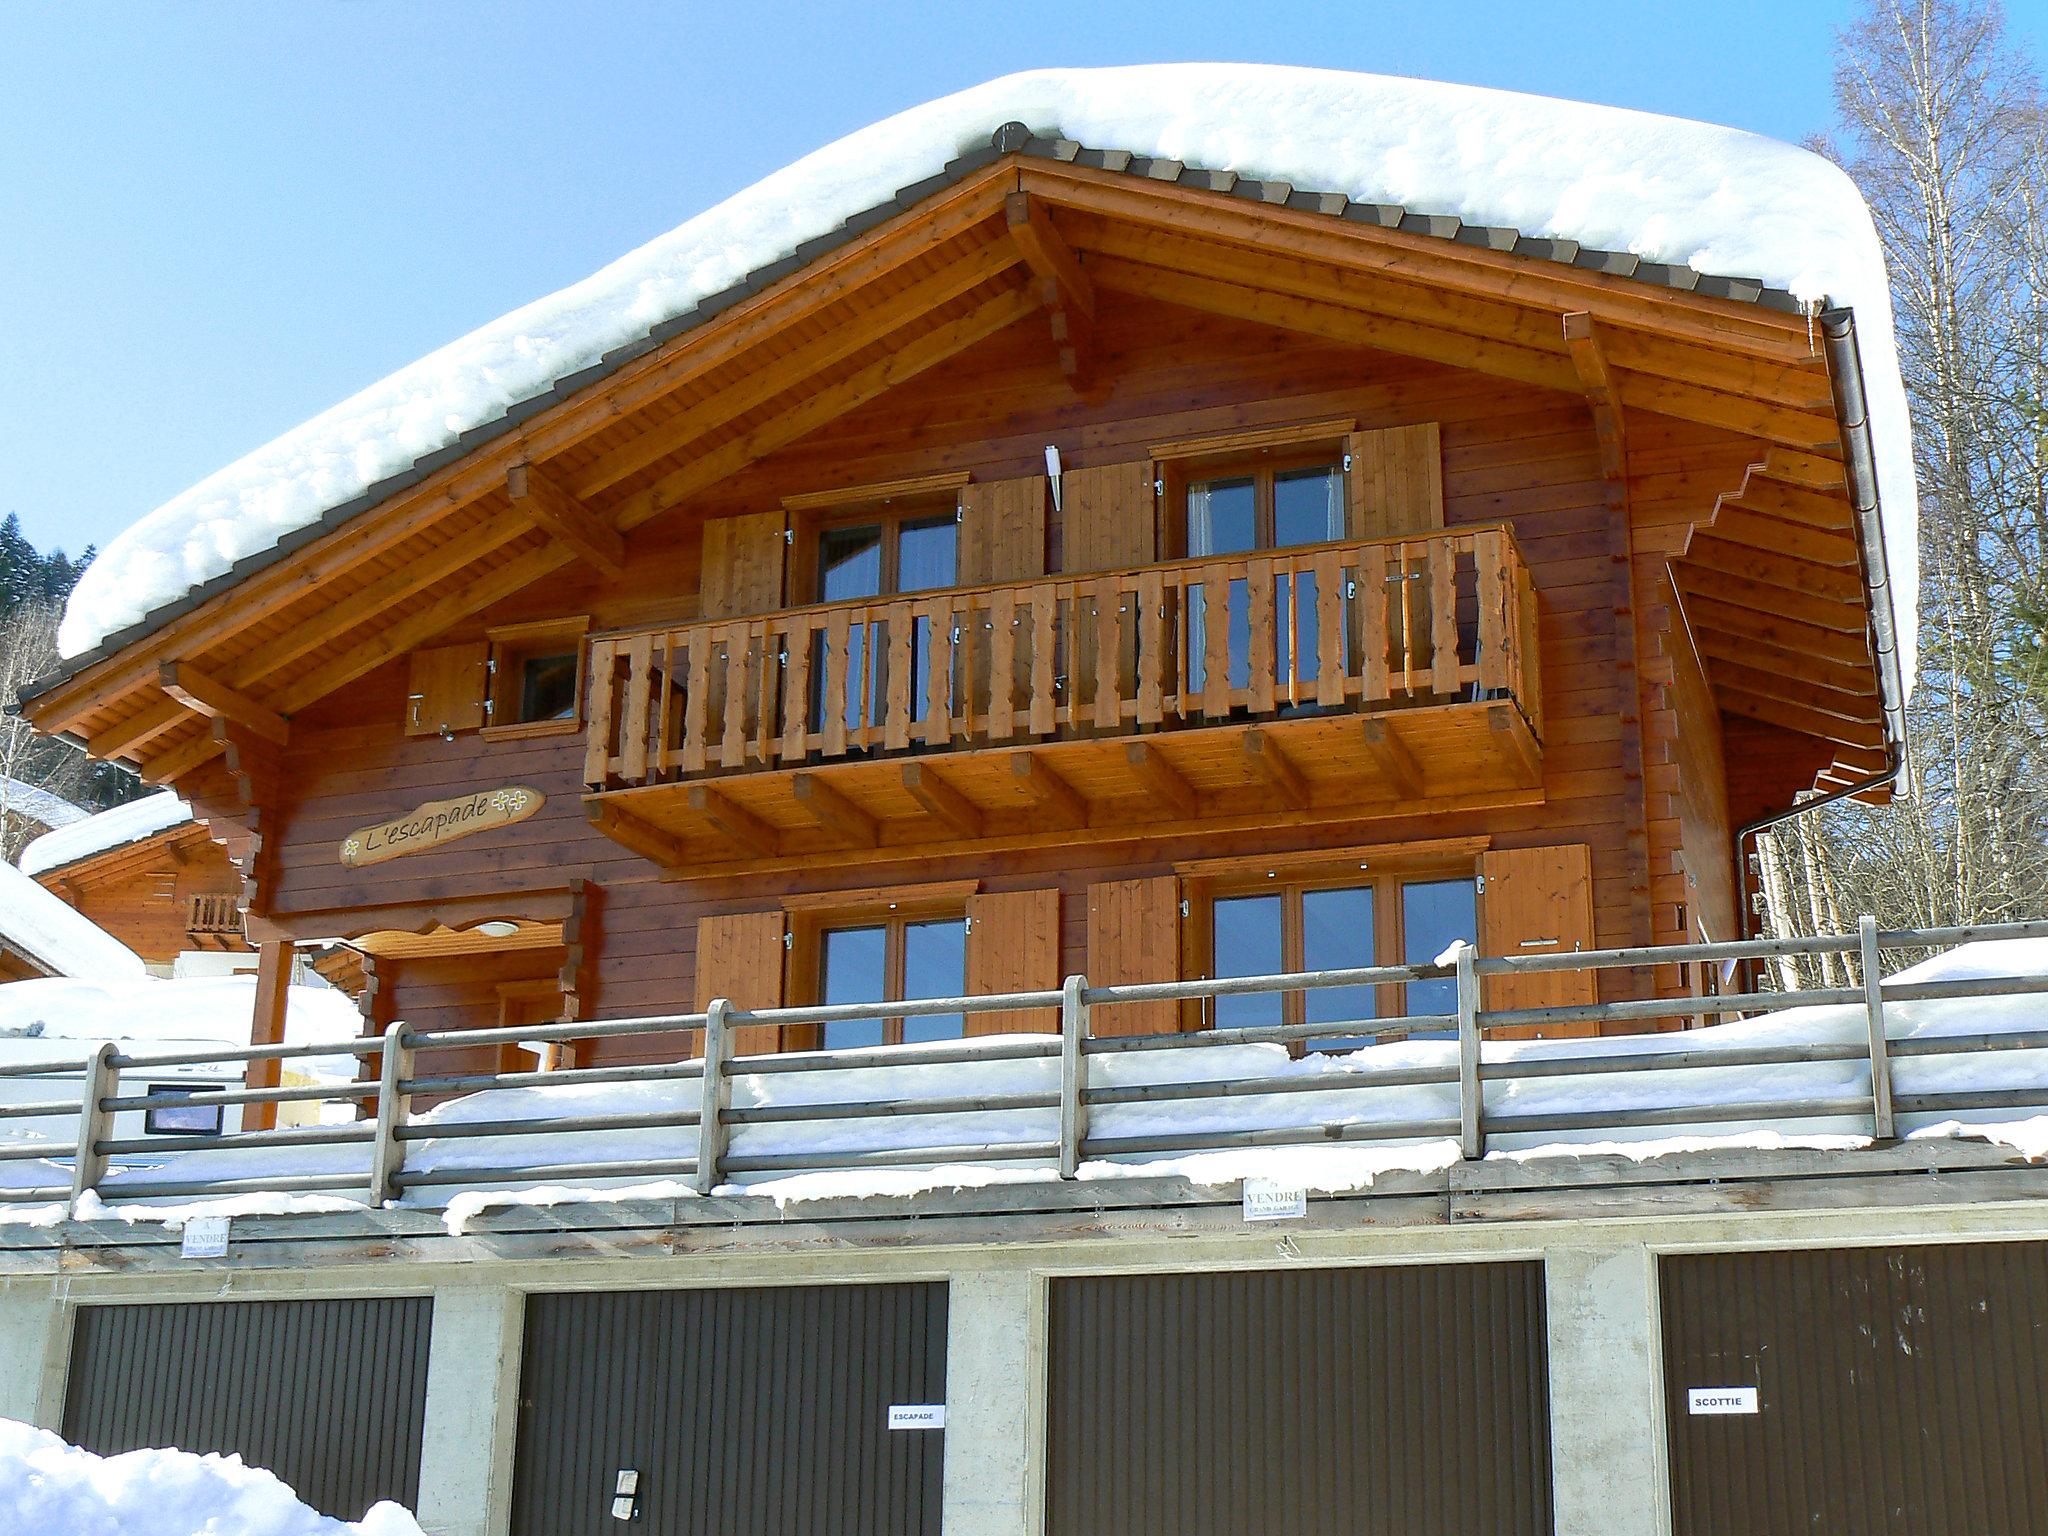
[14,1196,2048,1535]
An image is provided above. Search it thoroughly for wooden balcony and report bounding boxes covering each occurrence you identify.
[582,526,1543,871]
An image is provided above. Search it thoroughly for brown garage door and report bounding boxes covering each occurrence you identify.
[512,1281,947,1535]
[1047,1263,1553,1536]
[63,1296,432,1521]
[1663,1243,2048,1535]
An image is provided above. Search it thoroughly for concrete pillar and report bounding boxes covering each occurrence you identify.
[1546,1244,1669,1536]
[943,1268,1044,1536]
[0,1278,67,1427]
[414,1283,524,1536]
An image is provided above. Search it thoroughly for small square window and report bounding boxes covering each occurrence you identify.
[485,617,589,735]
[517,652,580,723]
[143,1083,224,1137]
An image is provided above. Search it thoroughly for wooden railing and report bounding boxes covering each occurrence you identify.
[186,893,243,936]
[585,526,1540,787]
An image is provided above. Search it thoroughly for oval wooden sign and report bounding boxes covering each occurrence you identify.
[339,785,544,868]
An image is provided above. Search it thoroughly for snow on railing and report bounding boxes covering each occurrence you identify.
[14,917,2048,1214]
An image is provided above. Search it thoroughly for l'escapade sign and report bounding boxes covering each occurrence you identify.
[339,785,545,867]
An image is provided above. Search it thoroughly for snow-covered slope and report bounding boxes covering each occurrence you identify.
[0,1418,423,1536]
[19,791,193,877]
[0,861,143,978]
[56,65,1917,681]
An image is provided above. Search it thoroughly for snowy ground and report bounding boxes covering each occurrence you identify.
[0,1418,422,1536]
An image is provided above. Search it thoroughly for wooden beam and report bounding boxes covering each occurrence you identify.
[1704,507,1860,567]
[901,762,984,840]
[1708,659,1882,722]
[158,661,289,745]
[1124,741,1199,818]
[1674,564,1868,634]
[1678,590,1874,661]
[506,464,626,577]
[1359,716,1422,798]
[1242,728,1309,810]
[1729,476,1857,532]
[87,696,189,763]
[1563,312,1628,485]
[241,938,292,1132]
[1007,192,1095,383]
[1718,687,1886,749]
[1692,628,1878,699]
[615,285,1039,531]
[576,241,1023,499]
[790,771,878,847]
[138,728,227,786]
[685,784,780,856]
[1683,535,1865,605]
[584,799,691,869]
[1010,752,1088,828]
[1487,703,1543,783]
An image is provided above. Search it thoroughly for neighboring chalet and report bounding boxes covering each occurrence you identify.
[4,68,2017,1536]
[0,858,144,983]
[0,776,86,861]
[20,793,253,973]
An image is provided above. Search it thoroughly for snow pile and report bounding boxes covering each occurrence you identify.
[57,64,1917,680]
[20,791,193,877]
[85,939,2048,1219]
[0,861,143,979]
[0,973,363,1077]
[0,1417,422,1536]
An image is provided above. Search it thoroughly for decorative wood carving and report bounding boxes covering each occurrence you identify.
[339,785,544,867]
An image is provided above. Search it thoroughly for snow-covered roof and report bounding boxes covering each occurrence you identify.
[0,972,361,1072]
[0,779,86,832]
[55,65,1919,684]
[0,860,145,979]
[19,790,193,877]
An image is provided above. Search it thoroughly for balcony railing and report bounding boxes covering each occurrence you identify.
[14,918,2048,1216]
[584,525,1540,789]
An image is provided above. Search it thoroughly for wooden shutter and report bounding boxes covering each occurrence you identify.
[1062,461,1156,572]
[959,476,1048,586]
[1085,876,1180,1036]
[404,642,487,736]
[1479,844,1597,1033]
[700,510,787,618]
[695,910,786,1056]
[1346,423,1444,539]
[965,888,1060,1034]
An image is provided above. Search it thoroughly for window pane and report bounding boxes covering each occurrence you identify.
[819,925,888,1050]
[1273,465,1343,548]
[1403,878,1478,1025]
[1187,476,1257,556]
[517,653,579,722]
[1211,893,1284,1027]
[901,918,967,1042]
[1302,885,1375,1049]
[897,514,958,593]
[819,524,884,602]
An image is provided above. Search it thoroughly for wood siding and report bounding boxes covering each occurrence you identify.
[251,298,1805,1040]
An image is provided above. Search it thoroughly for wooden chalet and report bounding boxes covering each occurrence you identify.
[17,121,1909,1111]
[24,802,251,969]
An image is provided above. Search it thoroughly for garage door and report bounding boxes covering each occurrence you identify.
[512,1282,947,1535]
[1663,1243,2048,1534]
[63,1296,432,1521]
[1047,1263,1553,1536]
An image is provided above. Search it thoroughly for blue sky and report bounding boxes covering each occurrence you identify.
[4,1,2040,558]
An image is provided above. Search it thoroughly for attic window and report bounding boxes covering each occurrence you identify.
[484,617,590,740]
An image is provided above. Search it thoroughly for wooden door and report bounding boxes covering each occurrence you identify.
[700,510,787,618]
[404,642,487,736]
[965,888,1060,1033]
[1085,876,1180,1036]
[695,910,787,1055]
[494,980,565,1072]
[1479,844,1597,1034]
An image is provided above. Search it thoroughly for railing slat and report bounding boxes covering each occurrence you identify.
[620,631,654,783]
[1359,544,1390,702]
[682,632,710,774]
[822,609,851,757]
[582,638,618,785]
[1094,574,1121,730]
[1029,587,1056,736]
[988,588,1016,740]
[1247,559,1276,714]
[1476,529,1509,696]
[1316,550,1345,707]
[1201,576,1231,718]
[1431,539,1459,694]
[884,602,914,751]
[923,596,952,747]
[1137,568,1166,724]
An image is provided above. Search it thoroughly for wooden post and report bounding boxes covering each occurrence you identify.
[1457,945,1483,1159]
[1058,974,1090,1178]
[367,1020,414,1206]
[1860,915,1895,1140]
[693,999,732,1196]
[69,1042,119,1206]
[243,937,292,1132]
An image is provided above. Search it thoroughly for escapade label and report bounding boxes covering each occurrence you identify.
[339,785,545,867]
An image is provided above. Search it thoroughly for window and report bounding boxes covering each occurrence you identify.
[1178,457,1346,697]
[805,503,959,737]
[485,617,589,736]
[1200,866,1477,1048]
[143,1082,225,1137]
[816,913,967,1049]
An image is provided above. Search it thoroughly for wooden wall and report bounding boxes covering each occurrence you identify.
[261,297,1814,1038]
[38,828,247,967]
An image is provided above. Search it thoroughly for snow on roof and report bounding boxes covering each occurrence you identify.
[0,779,86,832]
[0,972,362,1072]
[19,789,193,877]
[56,65,1919,684]
[0,1416,425,1536]
[0,860,144,979]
